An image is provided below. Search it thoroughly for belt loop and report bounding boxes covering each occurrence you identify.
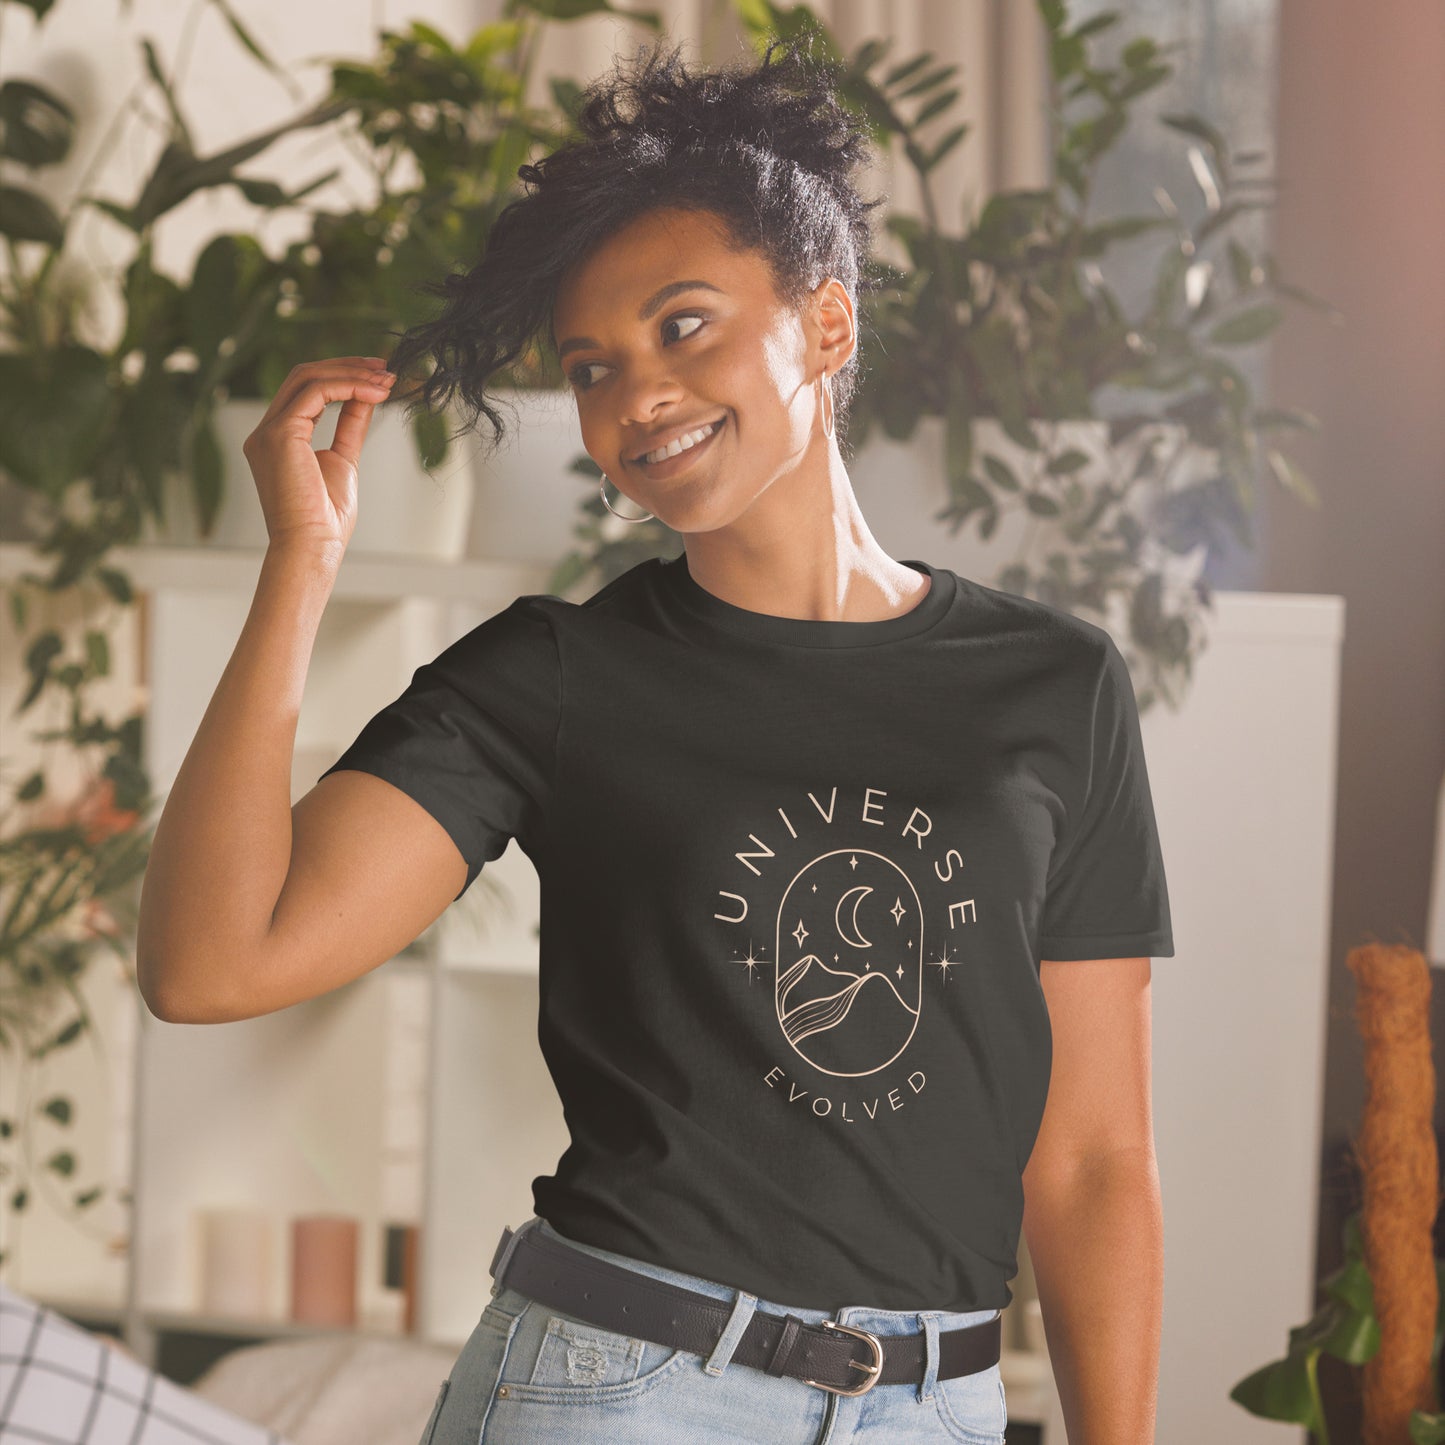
[918,1311,942,1402]
[703,1288,759,1377]
[489,1216,539,1296]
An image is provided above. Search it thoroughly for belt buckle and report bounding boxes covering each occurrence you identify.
[801,1319,885,1397]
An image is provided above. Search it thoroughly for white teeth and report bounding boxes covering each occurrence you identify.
[641,419,719,464]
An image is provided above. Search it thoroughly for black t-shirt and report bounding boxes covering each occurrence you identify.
[318,553,1174,1312]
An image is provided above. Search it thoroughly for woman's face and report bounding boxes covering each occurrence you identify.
[550,205,852,533]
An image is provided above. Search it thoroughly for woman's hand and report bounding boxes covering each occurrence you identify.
[241,355,398,555]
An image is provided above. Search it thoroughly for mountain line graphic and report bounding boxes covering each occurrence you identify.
[778,954,919,1048]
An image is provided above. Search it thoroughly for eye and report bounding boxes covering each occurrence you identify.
[661,312,706,344]
[567,311,709,391]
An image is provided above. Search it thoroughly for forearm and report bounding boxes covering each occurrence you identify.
[136,542,341,1019]
[1022,1148,1164,1444]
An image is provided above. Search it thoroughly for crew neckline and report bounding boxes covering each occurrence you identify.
[657,553,956,649]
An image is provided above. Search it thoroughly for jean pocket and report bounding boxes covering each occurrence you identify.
[933,1361,1008,1445]
[501,1304,691,1403]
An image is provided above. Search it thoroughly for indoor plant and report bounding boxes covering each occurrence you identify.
[0,0,656,1269]
[551,0,1340,715]
[0,0,348,1267]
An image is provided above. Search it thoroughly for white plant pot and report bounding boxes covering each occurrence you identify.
[139,397,476,562]
[463,386,594,564]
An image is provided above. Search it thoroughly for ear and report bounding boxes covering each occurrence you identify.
[809,275,856,377]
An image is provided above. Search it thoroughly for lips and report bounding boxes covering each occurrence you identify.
[630,414,727,474]
[631,414,727,466]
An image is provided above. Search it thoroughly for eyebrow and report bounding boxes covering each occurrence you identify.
[555,280,726,360]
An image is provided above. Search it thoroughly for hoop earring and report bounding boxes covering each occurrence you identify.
[819,372,836,442]
[599,472,654,523]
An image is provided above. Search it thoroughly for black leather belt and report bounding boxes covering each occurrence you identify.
[488,1222,1001,1397]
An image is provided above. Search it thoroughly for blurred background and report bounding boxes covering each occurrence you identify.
[1,2,1441,1442]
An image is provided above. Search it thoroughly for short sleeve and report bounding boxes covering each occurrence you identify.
[1037,634,1175,960]
[316,595,561,902]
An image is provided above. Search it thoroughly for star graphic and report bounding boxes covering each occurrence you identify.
[927,946,963,984]
[792,919,809,947]
[890,898,906,926]
[731,943,767,983]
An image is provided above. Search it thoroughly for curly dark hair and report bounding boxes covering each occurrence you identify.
[383,27,887,463]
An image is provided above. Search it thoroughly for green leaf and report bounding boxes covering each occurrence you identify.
[1266,447,1321,506]
[981,453,1020,492]
[209,0,286,79]
[1122,37,1160,69]
[914,88,961,128]
[85,629,110,678]
[943,383,973,491]
[1410,1409,1445,1444]
[1229,1350,1324,1429]
[923,124,969,172]
[852,38,891,73]
[412,406,451,470]
[1209,304,1283,346]
[41,1097,72,1125]
[1161,111,1230,184]
[1252,406,1321,433]
[1024,492,1062,517]
[895,62,959,101]
[882,53,932,89]
[0,79,76,168]
[190,411,225,538]
[0,183,65,246]
[140,37,194,153]
[0,347,111,495]
[1073,13,1121,40]
[1046,448,1091,475]
[1227,239,1257,290]
[188,233,242,367]
[519,0,664,24]
[96,567,134,605]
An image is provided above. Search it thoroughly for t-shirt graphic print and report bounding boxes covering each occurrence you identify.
[319,552,1174,1314]
[719,789,974,1096]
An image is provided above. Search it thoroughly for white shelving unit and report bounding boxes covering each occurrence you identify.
[1,544,575,1370]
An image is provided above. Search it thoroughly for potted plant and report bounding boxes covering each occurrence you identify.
[0,0,355,1262]
[164,6,624,558]
[0,0,657,1266]
[1230,1208,1445,1445]
[552,0,1341,715]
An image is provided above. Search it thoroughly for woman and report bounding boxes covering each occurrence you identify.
[137,31,1173,1445]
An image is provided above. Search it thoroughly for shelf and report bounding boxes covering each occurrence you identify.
[0,541,554,603]
[140,1305,414,1343]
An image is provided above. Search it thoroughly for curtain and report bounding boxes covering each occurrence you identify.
[520,0,1050,249]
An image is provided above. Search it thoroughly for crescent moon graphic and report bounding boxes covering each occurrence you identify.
[835,885,873,948]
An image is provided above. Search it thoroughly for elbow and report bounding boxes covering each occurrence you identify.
[134,948,224,1025]
[135,956,188,1023]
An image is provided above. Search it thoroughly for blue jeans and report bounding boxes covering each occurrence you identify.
[420,1214,1008,1444]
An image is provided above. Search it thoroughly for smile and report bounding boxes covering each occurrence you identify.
[633,415,726,473]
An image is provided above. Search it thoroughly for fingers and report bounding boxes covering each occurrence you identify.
[331,391,387,467]
[263,358,395,426]
[244,359,397,470]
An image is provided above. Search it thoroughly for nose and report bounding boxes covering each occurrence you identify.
[612,358,688,431]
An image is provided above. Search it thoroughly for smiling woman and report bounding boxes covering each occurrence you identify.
[280,24,1177,1445]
